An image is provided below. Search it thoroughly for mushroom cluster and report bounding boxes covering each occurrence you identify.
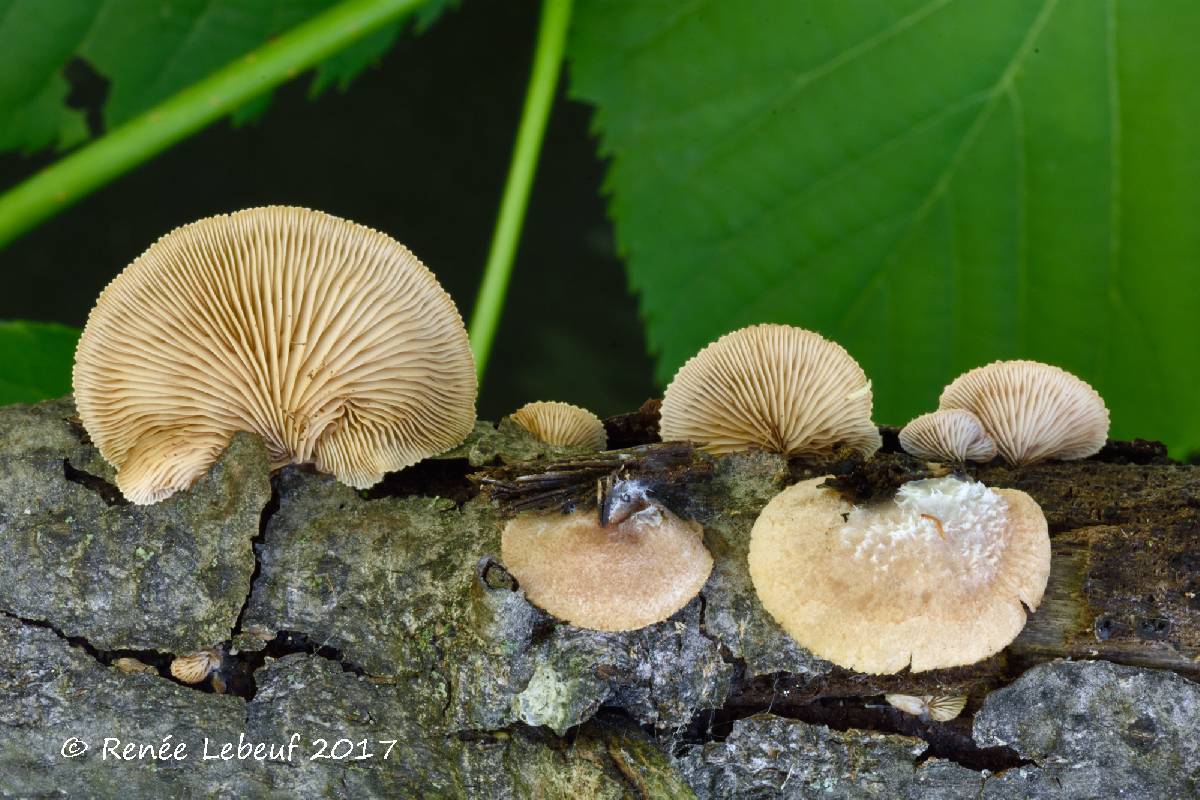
[69,214,1086,670]
[73,206,477,504]
[748,475,1050,674]
[898,360,1109,465]
[499,329,1077,656]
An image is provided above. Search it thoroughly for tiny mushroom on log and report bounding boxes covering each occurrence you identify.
[938,359,1109,466]
[501,501,713,632]
[885,693,968,722]
[508,400,607,450]
[112,657,157,675]
[169,649,221,685]
[73,206,477,504]
[748,475,1050,674]
[898,409,998,463]
[659,324,882,457]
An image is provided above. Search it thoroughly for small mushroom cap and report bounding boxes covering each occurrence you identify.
[112,657,157,675]
[938,360,1109,466]
[501,504,713,632]
[660,324,882,458]
[170,650,220,684]
[885,693,967,721]
[73,206,477,504]
[884,693,929,716]
[748,475,1050,674]
[508,401,607,450]
[899,409,998,463]
[925,694,968,721]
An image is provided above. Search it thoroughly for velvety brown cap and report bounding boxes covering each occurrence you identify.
[501,504,713,632]
[659,324,881,458]
[938,360,1108,466]
[509,401,607,450]
[73,206,477,503]
[748,475,1049,674]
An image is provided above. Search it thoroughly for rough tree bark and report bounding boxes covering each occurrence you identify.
[0,397,1196,799]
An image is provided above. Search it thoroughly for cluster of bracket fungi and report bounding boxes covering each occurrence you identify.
[71,206,1111,710]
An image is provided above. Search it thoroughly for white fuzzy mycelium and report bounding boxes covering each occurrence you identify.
[842,476,1008,588]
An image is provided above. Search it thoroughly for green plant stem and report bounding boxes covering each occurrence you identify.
[468,0,573,381]
[0,0,427,250]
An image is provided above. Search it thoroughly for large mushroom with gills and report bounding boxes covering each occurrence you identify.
[659,324,882,458]
[73,206,477,504]
[748,475,1050,674]
[937,360,1109,466]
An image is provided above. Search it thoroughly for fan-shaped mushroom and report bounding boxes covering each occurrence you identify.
[938,360,1108,466]
[170,649,220,684]
[899,409,997,463]
[885,693,967,722]
[501,503,712,632]
[508,401,607,450]
[73,206,477,504]
[748,475,1049,674]
[659,324,881,457]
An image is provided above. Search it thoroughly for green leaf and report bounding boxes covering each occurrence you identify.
[0,0,455,154]
[309,0,456,97]
[0,321,79,404]
[570,0,1200,455]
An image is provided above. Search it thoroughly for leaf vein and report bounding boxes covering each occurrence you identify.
[685,0,958,177]
[1008,83,1027,353]
[834,0,1060,335]
[697,88,991,252]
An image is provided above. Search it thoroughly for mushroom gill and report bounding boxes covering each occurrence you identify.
[73,206,477,504]
[659,324,881,458]
[885,693,968,722]
[748,475,1050,674]
[509,401,607,450]
[170,649,220,685]
[938,360,1109,466]
[899,409,997,463]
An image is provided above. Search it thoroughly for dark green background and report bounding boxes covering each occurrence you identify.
[0,1,655,420]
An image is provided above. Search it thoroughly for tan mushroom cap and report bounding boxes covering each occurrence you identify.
[748,475,1049,674]
[899,409,998,463]
[885,693,967,722]
[660,324,881,457]
[170,649,220,684]
[112,657,157,675]
[501,504,713,632]
[509,401,607,450]
[73,206,477,504]
[938,360,1109,466]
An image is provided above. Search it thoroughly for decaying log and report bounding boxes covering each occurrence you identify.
[477,427,1200,702]
[468,423,1200,779]
[2,396,1198,797]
